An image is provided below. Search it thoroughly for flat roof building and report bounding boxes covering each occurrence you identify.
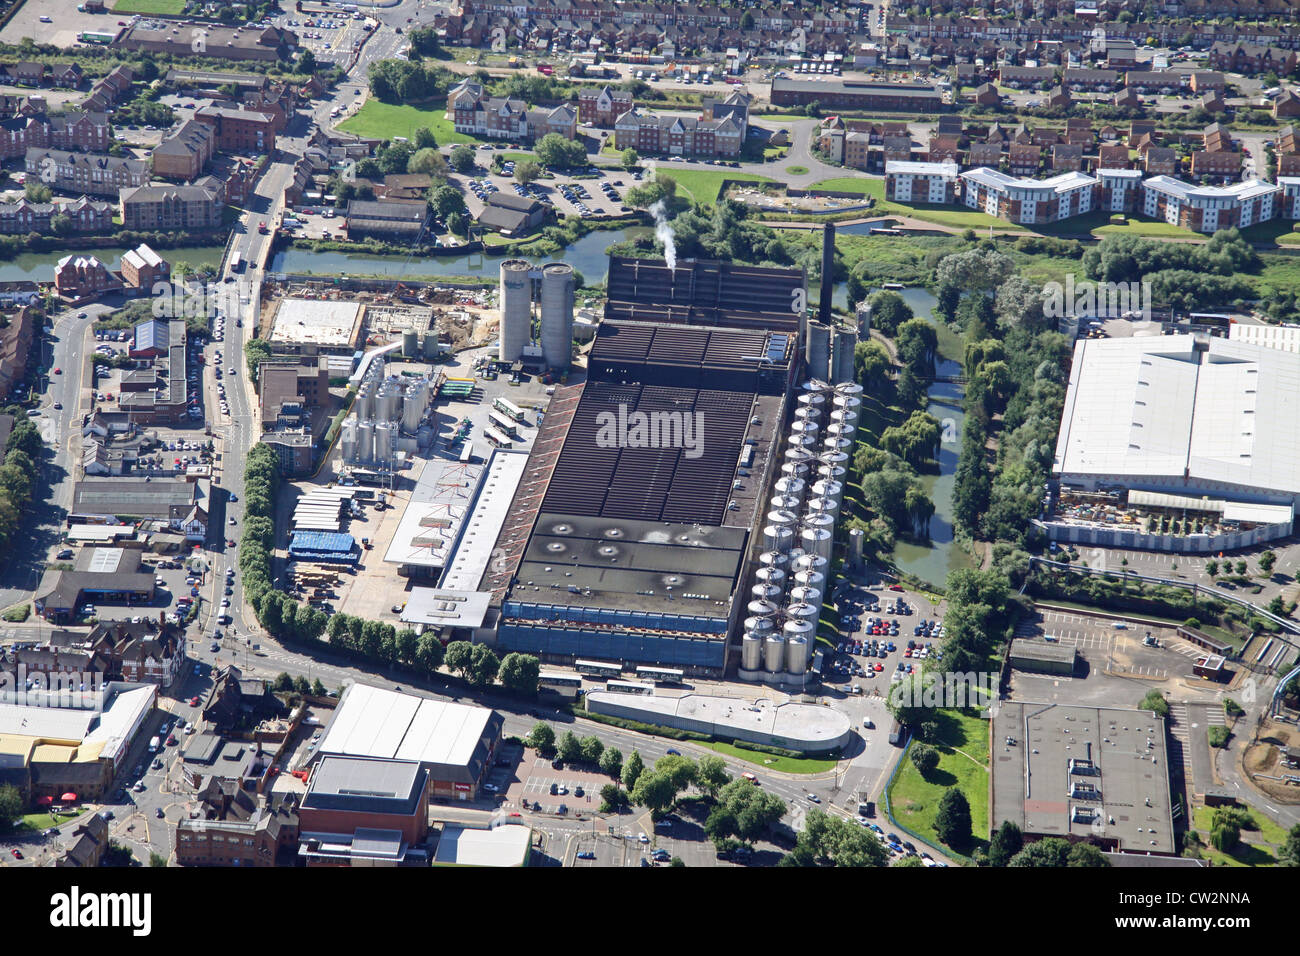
[309,684,502,801]
[268,298,365,356]
[1141,175,1280,233]
[991,702,1176,855]
[433,823,532,867]
[1008,638,1077,675]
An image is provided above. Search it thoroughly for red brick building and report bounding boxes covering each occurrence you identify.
[194,105,277,154]
[298,756,432,867]
[577,85,633,126]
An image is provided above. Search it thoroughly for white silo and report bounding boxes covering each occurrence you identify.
[803,511,835,535]
[792,552,829,577]
[758,551,790,571]
[822,436,853,454]
[423,330,440,360]
[763,524,794,553]
[835,382,865,398]
[785,602,820,626]
[374,421,396,467]
[780,461,811,481]
[785,634,811,674]
[817,462,848,483]
[825,422,855,444]
[754,566,787,591]
[793,405,821,425]
[740,632,765,677]
[751,583,783,604]
[832,326,857,384]
[747,599,780,618]
[792,570,826,599]
[830,407,859,428]
[766,508,799,529]
[787,433,817,452]
[764,634,785,674]
[499,259,533,363]
[401,385,425,434]
[356,418,376,464]
[788,585,822,608]
[774,476,807,502]
[790,419,820,440]
[797,390,826,409]
[833,394,863,415]
[770,493,802,513]
[340,415,358,464]
[745,614,776,637]
[402,328,419,358]
[848,527,865,566]
[806,320,831,382]
[801,526,833,560]
[540,262,575,371]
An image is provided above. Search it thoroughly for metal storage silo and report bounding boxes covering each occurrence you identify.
[822,436,853,454]
[780,461,811,481]
[499,259,533,363]
[540,262,575,371]
[374,421,396,466]
[340,415,358,464]
[764,634,786,674]
[833,326,857,384]
[833,395,863,415]
[745,614,776,637]
[806,495,839,520]
[825,422,855,444]
[747,599,779,618]
[401,386,424,434]
[785,602,820,626]
[793,405,821,424]
[766,508,799,529]
[790,419,820,440]
[801,526,833,560]
[830,407,859,428]
[817,463,847,483]
[762,524,794,553]
[740,632,764,674]
[774,476,807,502]
[751,583,783,603]
[785,633,810,675]
[758,551,790,571]
[804,378,831,394]
[356,418,375,464]
[402,328,418,358]
[754,566,787,590]
[796,392,826,415]
[806,320,831,382]
[793,569,825,597]
[792,553,829,577]
[835,382,864,398]
[423,330,440,359]
[803,511,835,535]
[848,528,865,566]
[788,585,822,608]
[770,493,802,513]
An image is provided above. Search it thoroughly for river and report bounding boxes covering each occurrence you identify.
[270,226,652,283]
[0,245,225,283]
[882,288,976,589]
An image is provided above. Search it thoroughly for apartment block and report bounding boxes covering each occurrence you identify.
[25,148,148,197]
[961,167,1098,224]
[1141,176,1280,233]
[120,181,224,231]
[885,160,958,204]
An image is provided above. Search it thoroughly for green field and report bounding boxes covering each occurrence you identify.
[113,0,186,13]
[654,168,774,204]
[887,709,991,857]
[1190,805,1287,866]
[698,740,839,775]
[338,100,478,146]
[810,177,884,198]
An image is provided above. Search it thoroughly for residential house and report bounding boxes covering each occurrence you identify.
[1008,143,1042,175]
[1208,42,1296,76]
[1142,146,1178,176]
[344,200,428,241]
[24,148,148,197]
[53,254,121,300]
[1191,150,1242,179]
[194,105,277,154]
[1276,91,1300,121]
[577,85,634,127]
[1098,143,1131,169]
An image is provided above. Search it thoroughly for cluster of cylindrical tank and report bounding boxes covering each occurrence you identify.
[341,415,397,467]
[742,382,860,685]
[806,322,859,384]
[345,356,435,466]
[498,259,575,371]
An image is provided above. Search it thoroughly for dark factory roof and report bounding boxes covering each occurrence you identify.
[540,381,754,525]
[604,256,804,332]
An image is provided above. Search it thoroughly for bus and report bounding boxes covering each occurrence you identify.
[488,410,519,437]
[635,665,684,685]
[575,659,621,679]
[493,396,526,422]
[538,672,582,699]
[484,425,513,449]
[229,251,244,273]
[604,679,655,696]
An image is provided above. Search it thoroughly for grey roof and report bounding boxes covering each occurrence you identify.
[302,755,426,816]
[72,478,198,519]
[1008,638,1077,665]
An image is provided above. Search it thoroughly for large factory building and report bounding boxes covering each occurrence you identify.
[485,251,860,681]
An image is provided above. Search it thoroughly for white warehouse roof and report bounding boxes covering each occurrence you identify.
[1054,335,1300,499]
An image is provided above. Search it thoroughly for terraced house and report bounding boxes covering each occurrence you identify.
[24,148,148,197]
[0,109,112,160]
[0,197,113,234]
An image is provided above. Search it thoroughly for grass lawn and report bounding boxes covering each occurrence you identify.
[1190,805,1283,866]
[338,100,478,146]
[20,809,85,832]
[698,740,839,775]
[810,177,884,198]
[113,0,185,12]
[661,168,775,204]
[785,165,809,175]
[1090,215,1200,239]
[887,708,991,857]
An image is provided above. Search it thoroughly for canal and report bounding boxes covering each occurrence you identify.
[0,245,226,283]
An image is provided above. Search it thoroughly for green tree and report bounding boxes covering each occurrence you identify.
[497,652,540,696]
[415,633,445,672]
[0,783,22,833]
[630,770,678,818]
[1211,821,1240,853]
[987,820,1023,867]
[24,182,51,203]
[298,49,318,75]
[654,754,697,792]
[514,159,542,184]
[465,644,500,686]
[1139,690,1170,718]
[1009,837,1071,867]
[866,290,913,337]
[273,672,293,692]
[620,147,639,170]
[598,746,623,778]
[935,788,972,849]
[580,734,605,764]
[311,678,327,697]
[534,132,587,169]
[428,183,467,221]
[443,641,472,678]
[1279,823,1300,867]
[149,852,168,867]
[622,749,645,789]
[910,743,940,775]
[556,730,583,763]
[448,144,476,173]
[1259,550,1277,576]
[1067,843,1110,867]
[526,721,556,754]
[694,755,731,798]
[781,809,889,867]
[1206,559,1219,578]
[293,676,311,695]
[598,782,627,813]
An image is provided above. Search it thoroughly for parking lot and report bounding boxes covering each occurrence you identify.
[277,9,373,63]
[455,157,636,222]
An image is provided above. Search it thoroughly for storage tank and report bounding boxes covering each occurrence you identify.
[790,419,820,440]
[785,631,811,674]
[499,259,533,363]
[374,421,396,466]
[741,632,764,673]
[539,262,575,370]
[830,407,859,428]
[766,508,799,529]
[804,378,831,394]
[788,585,822,608]
[787,433,817,452]
[801,526,833,560]
[758,551,790,571]
[764,634,785,673]
[774,476,807,502]
[785,602,820,625]
[833,326,857,384]
[762,524,794,553]
[754,566,787,590]
[822,436,853,454]
[825,422,855,444]
[747,599,779,618]
[793,405,821,425]
[796,392,826,414]
[817,462,847,482]
[835,382,864,398]
[356,418,375,464]
[402,328,418,358]
[848,527,865,566]
[791,553,829,576]
[803,511,835,535]
[340,415,358,464]
[401,386,425,434]
[744,615,776,639]
[751,583,783,603]
[833,394,863,415]
[422,330,440,360]
[780,461,811,480]
[806,495,839,519]
[812,478,845,504]
[793,569,826,596]
[770,494,802,513]
[806,320,831,382]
